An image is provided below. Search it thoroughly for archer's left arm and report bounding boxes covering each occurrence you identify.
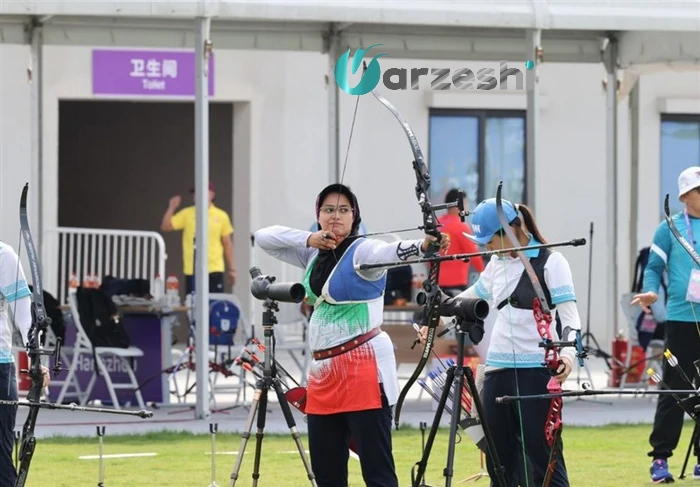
[545,252,581,366]
[354,238,426,279]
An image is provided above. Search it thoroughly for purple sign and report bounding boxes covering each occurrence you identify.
[92,49,215,96]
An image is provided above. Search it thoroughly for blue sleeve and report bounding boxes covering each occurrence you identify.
[642,222,671,294]
[0,245,31,303]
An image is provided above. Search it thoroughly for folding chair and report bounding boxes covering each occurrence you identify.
[57,293,145,410]
[271,303,310,386]
[209,293,250,407]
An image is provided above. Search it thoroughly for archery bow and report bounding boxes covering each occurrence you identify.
[495,182,572,487]
[366,77,449,430]
[12,184,152,487]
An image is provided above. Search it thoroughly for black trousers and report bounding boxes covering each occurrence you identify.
[482,368,569,487]
[648,321,700,460]
[306,385,398,487]
[184,272,224,295]
[0,363,17,487]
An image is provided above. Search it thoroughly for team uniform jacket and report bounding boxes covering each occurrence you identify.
[255,226,426,415]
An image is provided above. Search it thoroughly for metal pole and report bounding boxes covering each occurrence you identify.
[326,25,340,183]
[525,29,541,209]
[628,81,640,289]
[194,16,212,420]
[29,19,43,270]
[604,37,619,342]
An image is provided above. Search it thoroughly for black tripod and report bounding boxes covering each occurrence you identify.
[575,222,612,404]
[411,317,506,487]
[678,406,700,480]
[228,297,317,487]
[678,359,700,479]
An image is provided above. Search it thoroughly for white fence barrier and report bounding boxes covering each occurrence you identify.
[44,227,167,303]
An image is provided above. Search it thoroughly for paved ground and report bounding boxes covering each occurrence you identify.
[16,355,664,439]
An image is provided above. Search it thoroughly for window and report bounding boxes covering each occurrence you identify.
[660,114,700,217]
[428,109,526,213]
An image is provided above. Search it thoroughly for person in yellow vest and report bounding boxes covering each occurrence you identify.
[160,181,236,294]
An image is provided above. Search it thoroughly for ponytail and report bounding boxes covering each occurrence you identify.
[512,204,548,244]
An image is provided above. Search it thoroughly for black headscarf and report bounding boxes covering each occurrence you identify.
[308,183,363,297]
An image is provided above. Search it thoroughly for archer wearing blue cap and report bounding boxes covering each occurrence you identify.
[419,196,581,486]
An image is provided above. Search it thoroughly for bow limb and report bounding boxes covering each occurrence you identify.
[664,194,700,266]
[495,182,562,487]
[367,86,444,430]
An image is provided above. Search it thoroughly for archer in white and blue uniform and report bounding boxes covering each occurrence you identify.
[456,198,581,487]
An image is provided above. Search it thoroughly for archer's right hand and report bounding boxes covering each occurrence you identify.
[307,231,338,251]
[630,291,658,314]
[416,325,428,345]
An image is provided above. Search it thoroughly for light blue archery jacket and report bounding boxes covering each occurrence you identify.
[643,212,700,323]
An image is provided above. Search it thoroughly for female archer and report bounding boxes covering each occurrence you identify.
[255,183,449,487]
[419,197,580,487]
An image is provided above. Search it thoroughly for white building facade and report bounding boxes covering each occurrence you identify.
[1,1,699,355]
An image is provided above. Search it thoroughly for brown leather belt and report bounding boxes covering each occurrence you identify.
[312,327,382,361]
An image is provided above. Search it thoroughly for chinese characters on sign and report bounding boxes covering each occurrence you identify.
[92,49,215,96]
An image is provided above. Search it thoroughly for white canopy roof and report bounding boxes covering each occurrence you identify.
[2,0,699,68]
[2,0,700,31]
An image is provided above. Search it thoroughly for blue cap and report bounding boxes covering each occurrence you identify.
[465,198,518,245]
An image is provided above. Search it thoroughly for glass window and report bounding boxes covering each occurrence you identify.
[428,109,526,212]
[660,115,700,217]
[428,114,479,211]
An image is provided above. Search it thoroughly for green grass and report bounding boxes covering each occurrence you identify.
[23,422,697,486]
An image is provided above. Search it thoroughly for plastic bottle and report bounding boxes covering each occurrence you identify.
[166,274,180,306]
[153,274,164,302]
[68,272,79,295]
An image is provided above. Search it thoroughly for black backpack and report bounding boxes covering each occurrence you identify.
[75,287,130,348]
[631,247,668,349]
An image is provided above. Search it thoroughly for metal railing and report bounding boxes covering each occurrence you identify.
[44,227,167,303]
